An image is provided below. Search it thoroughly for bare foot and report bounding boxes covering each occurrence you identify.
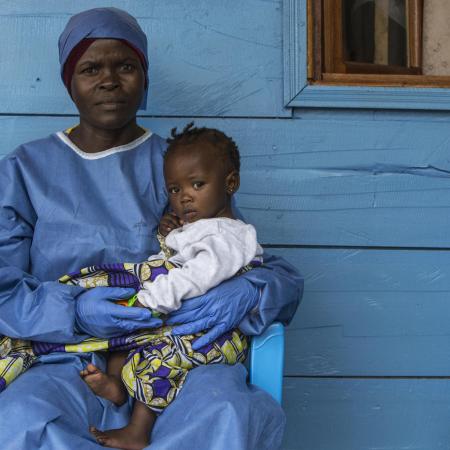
[80,363,127,406]
[90,425,150,450]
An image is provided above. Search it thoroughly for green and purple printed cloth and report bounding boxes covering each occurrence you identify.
[0,259,249,412]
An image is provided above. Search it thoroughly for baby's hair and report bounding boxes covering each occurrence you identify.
[165,122,240,173]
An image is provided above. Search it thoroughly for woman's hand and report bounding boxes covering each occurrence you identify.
[75,287,162,338]
[165,277,259,350]
[158,212,183,237]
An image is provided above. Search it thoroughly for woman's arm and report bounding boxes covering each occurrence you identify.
[0,154,84,342]
[166,250,303,349]
[0,154,161,342]
[236,251,303,335]
[233,203,304,334]
[233,202,303,333]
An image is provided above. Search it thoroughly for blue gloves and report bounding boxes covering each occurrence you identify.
[165,277,259,350]
[75,279,259,345]
[75,287,162,338]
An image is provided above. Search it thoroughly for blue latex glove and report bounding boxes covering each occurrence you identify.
[75,287,163,338]
[165,277,259,350]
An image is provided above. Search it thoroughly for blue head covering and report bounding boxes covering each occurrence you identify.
[58,7,149,109]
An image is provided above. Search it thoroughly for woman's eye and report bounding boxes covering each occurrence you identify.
[81,66,98,75]
[193,182,204,190]
[120,63,134,72]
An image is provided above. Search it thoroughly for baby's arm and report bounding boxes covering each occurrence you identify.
[158,212,183,237]
[137,225,257,313]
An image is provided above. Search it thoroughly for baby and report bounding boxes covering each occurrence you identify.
[82,123,263,450]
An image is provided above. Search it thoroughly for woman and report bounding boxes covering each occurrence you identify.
[0,8,302,450]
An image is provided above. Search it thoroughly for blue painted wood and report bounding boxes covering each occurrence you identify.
[3,4,450,449]
[283,0,307,106]
[2,115,450,247]
[294,84,450,110]
[282,377,450,450]
[283,0,450,111]
[268,247,450,376]
[0,0,288,117]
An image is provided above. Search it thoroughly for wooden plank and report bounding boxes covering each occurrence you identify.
[2,115,450,247]
[282,377,450,450]
[0,0,287,117]
[267,247,450,376]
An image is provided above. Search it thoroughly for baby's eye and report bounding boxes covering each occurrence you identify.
[193,181,205,190]
[168,186,179,194]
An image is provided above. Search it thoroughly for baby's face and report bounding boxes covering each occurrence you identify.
[164,144,236,224]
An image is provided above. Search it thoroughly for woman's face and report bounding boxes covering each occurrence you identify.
[70,39,145,131]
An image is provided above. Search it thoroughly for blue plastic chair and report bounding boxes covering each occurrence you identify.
[249,322,284,403]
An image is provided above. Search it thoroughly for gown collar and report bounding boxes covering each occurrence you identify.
[56,128,152,160]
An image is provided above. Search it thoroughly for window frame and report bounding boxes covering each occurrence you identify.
[283,0,450,110]
[318,0,422,77]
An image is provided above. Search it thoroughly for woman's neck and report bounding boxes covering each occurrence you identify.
[68,120,145,153]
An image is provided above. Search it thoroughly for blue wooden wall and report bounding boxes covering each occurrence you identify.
[1,1,450,449]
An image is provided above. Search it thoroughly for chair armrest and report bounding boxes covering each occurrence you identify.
[249,322,284,403]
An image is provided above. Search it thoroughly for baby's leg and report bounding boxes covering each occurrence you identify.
[80,351,128,406]
[90,400,156,450]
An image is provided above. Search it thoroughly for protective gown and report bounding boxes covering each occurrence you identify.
[0,130,302,450]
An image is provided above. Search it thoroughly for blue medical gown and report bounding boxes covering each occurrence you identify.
[0,131,302,449]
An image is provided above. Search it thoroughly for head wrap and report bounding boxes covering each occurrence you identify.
[58,7,149,109]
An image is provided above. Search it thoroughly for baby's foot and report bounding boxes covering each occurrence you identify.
[80,363,127,406]
[90,425,150,450]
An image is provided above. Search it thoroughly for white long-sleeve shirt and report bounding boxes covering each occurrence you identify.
[136,218,263,313]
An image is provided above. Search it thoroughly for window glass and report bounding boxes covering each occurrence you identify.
[344,0,407,67]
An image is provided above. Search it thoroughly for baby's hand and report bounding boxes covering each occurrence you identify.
[134,297,163,321]
[158,212,183,236]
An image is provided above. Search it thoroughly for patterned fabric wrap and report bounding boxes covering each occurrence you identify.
[0,259,252,413]
[0,337,35,393]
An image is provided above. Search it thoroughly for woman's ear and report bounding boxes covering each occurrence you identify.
[225,171,240,195]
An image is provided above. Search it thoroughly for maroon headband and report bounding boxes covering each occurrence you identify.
[62,38,148,96]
